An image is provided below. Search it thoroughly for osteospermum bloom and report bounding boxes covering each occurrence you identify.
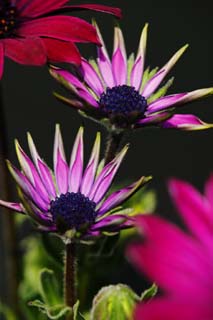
[127,177,213,320]
[51,23,213,131]
[0,126,149,240]
[0,1,121,78]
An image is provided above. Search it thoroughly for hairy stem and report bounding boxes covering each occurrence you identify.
[64,242,77,320]
[104,131,124,164]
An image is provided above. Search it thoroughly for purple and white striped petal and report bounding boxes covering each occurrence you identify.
[147,88,213,114]
[80,132,101,196]
[98,176,148,216]
[54,125,69,194]
[130,23,148,90]
[141,44,188,98]
[112,26,127,85]
[69,127,84,193]
[81,59,104,96]
[95,22,115,88]
[0,200,26,213]
[50,68,99,107]
[15,140,50,202]
[7,161,49,211]
[160,114,213,131]
[27,133,57,198]
[89,145,128,203]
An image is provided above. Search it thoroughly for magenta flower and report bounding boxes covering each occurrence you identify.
[51,23,213,131]
[0,126,149,240]
[0,1,121,78]
[127,177,213,320]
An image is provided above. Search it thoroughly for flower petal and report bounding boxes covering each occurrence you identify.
[81,59,104,96]
[18,16,100,44]
[94,22,115,87]
[53,5,122,18]
[90,145,128,203]
[204,174,213,209]
[91,214,129,231]
[3,38,46,65]
[160,114,213,131]
[0,200,26,213]
[141,44,188,98]
[42,38,81,65]
[112,26,127,85]
[168,179,213,245]
[80,132,101,196]
[69,127,84,193]
[15,140,49,202]
[18,0,68,18]
[147,88,213,114]
[27,132,57,198]
[131,24,148,90]
[98,176,149,216]
[54,125,68,194]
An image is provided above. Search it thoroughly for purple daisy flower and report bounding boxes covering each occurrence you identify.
[0,126,149,240]
[50,23,213,131]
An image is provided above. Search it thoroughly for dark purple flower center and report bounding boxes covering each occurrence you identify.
[99,85,147,127]
[50,192,97,232]
[0,1,17,38]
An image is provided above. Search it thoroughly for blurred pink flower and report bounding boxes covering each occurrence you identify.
[127,177,213,320]
[0,0,121,78]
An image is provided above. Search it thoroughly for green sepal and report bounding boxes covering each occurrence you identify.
[29,300,71,319]
[90,284,140,320]
[141,283,158,301]
[140,67,159,91]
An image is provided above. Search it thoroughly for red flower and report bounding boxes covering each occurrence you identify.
[127,177,213,320]
[0,0,121,78]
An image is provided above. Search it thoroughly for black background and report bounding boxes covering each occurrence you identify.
[1,0,213,312]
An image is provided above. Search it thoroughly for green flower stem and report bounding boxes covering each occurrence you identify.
[64,242,77,320]
[0,85,20,317]
[104,131,124,164]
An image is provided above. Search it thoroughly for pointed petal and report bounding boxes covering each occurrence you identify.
[131,24,148,90]
[147,88,213,114]
[81,59,104,96]
[42,38,81,65]
[94,22,115,87]
[3,38,46,65]
[205,174,213,209]
[112,26,127,85]
[54,5,121,18]
[27,133,57,198]
[54,125,68,194]
[160,114,213,130]
[18,16,100,44]
[7,161,49,211]
[168,179,213,245]
[50,68,98,107]
[90,145,128,203]
[141,45,188,98]
[81,132,101,196]
[0,200,26,213]
[69,127,84,193]
[91,214,128,231]
[99,176,148,215]
[137,111,172,127]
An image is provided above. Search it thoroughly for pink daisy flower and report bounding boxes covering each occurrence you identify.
[0,0,121,78]
[0,125,149,240]
[127,177,213,320]
[51,23,213,131]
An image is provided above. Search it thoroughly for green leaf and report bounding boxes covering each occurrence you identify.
[39,269,62,306]
[141,284,158,301]
[29,300,71,319]
[90,284,140,320]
